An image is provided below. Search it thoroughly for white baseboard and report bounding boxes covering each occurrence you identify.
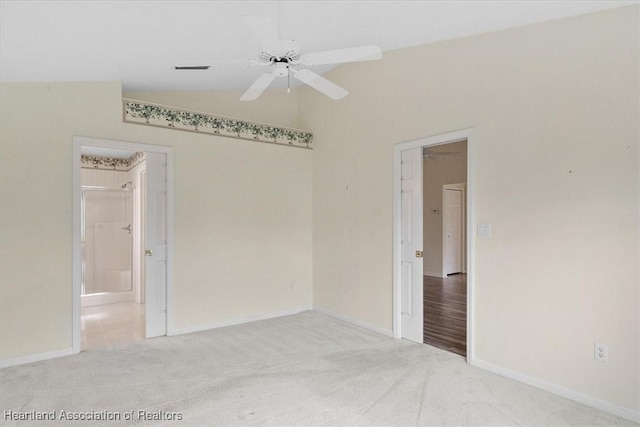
[0,347,74,369]
[423,270,445,278]
[169,306,313,336]
[313,306,394,337]
[470,357,640,424]
[81,291,135,307]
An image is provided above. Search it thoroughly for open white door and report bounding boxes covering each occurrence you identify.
[400,147,423,343]
[145,152,167,338]
[443,187,464,275]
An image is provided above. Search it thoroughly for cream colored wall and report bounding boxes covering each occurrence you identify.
[0,82,312,359]
[300,6,639,413]
[423,141,467,277]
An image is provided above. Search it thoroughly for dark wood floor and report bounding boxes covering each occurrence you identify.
[424,274,467,357]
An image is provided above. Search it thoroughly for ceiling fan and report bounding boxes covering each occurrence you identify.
[239,15,382,101]
[175,16,382,101]
[239,42,381,101]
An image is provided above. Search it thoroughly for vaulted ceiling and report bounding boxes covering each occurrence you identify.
[0,1,633,92]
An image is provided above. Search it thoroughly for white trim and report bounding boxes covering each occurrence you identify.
[72,136,175,353]
[466,136,476,362]
[0,348,74,369]
[392,129,475,361]
[470,357,640,423]
[81,291,135,307]
[72,143,82,354]
[313,306,394,337]
[423,270,447,278]
[170,306,313,336]
[165,147,175,336]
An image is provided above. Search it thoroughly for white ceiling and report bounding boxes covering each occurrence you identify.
[0,1,635,92]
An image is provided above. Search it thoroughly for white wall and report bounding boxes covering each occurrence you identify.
[300,6,638,414]
[0,82,312,359]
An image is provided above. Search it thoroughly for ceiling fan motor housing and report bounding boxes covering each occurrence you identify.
[273,61,290,77]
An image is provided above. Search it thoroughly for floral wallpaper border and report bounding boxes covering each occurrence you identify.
[81,152,146,171]
[122,99,313,149]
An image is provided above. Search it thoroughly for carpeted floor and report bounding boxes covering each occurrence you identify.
[0,311,635,426]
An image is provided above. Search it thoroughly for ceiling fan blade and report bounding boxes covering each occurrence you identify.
[298,45,382,66]
[240,72,276,101]
[292,69,348,100]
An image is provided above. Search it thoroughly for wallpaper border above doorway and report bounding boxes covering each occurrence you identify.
[123,99,313,149]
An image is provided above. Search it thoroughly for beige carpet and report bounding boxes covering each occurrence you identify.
[0,311,635,426]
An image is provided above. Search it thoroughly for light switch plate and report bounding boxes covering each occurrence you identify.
[477,224,492,237]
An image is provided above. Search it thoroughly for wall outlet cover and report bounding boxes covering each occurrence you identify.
[594,343,608,362]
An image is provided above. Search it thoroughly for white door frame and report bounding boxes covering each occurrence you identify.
[72,136,175,354]
[392,128,475,361]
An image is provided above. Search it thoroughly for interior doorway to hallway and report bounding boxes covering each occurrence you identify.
[393,129,474,361]
[422,141,468,357]
[72,137,174,354]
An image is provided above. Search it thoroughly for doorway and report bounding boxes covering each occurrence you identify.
[79,147,144,350]
[393,129,474,361]
[423,144,467,357]
[72,137,174,354]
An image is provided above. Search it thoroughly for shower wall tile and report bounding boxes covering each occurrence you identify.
[81,168,129,188]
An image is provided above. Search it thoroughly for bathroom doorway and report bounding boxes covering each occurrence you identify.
[72,137,173,354]
[79,146,146,350]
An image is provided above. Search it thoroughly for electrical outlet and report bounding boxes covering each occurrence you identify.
[594,343,608,362]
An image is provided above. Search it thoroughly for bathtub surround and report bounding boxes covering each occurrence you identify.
[81,189,133,295]
[80,162,146,307]
[0,6,638,422]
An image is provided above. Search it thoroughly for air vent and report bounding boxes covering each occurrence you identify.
[174,65,210,70]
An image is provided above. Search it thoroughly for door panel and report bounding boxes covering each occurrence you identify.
[400,147,423,343]
[145,152,168,338]
[401,261,413,316]
[443,188,463,275]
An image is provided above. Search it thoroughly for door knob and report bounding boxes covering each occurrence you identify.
[416,250,423,258]
[145,249,153,256]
